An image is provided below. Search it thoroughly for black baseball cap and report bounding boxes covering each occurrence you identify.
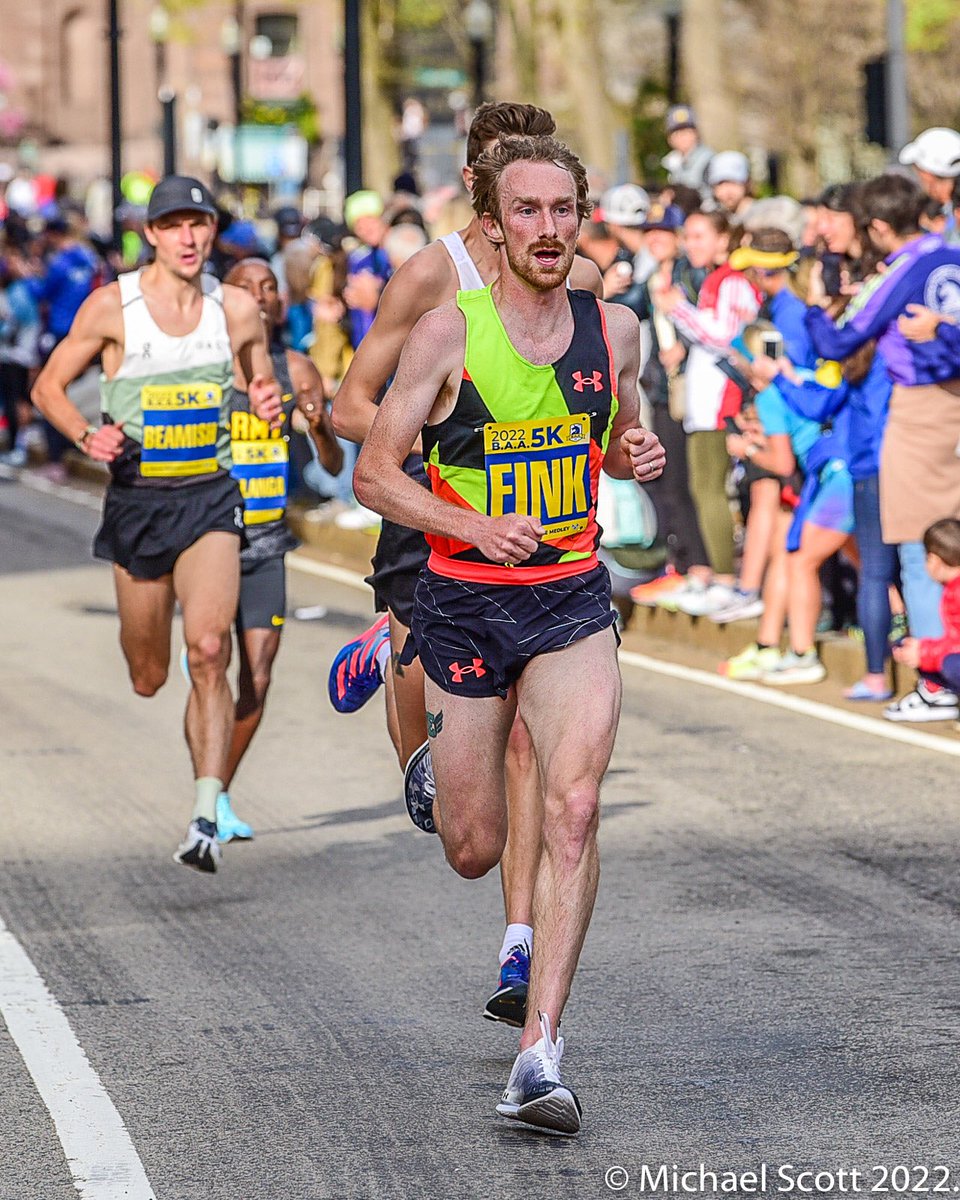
[273,205,302,236]
[146,175,218,223]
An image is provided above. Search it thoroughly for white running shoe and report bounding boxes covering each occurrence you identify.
[884,680,960,723]
[334,503,382,531]
[709,589,764,624]
[496,1013,581,1135]
[674,582,736,617]
[763,650,826,685]
[173,818,221,873]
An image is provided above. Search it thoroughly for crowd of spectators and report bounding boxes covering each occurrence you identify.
[598,109,960,725]
[4,106,960,726]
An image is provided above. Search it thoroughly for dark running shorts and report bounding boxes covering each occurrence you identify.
[238,554,286,632]
[365,455,429,629]
[406,564,618,699]
[94,472,245,580]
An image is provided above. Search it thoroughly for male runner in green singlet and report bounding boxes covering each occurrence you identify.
[355,135,665,1134]
[331,102,605,1025]
[31,176,282,874]
[216,257,342,841]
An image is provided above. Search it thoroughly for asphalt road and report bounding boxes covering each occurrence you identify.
[2,472,960,1200]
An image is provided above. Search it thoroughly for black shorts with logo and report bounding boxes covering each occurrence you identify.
[93,472,245,580]
[238,554,286,632]
[407,563,618,699]
[365,454,430,629]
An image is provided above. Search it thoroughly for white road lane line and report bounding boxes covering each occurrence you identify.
[1,465,104,512]
[287,551,371,592]
[286,556,960,761]
[618,649,960,760]
[0,916,156,1200]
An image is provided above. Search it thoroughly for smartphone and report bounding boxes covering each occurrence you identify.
[760,331,784,360]
[821,254,843,297]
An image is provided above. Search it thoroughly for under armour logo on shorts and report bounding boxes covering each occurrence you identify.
[448,658,486,683]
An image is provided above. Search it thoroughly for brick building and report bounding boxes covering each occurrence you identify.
[0,0,343,191]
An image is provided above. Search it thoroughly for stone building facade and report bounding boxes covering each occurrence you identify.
[0,0,343,188]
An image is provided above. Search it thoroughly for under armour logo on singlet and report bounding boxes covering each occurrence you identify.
[572,370,603,393]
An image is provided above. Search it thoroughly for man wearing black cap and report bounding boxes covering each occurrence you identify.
[662,105,714,200]
[32,175,283,875]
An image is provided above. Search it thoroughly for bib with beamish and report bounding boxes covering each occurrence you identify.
[140,382,222,478]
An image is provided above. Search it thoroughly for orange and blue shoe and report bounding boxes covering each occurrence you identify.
[328,614,390,713]
[483,942,530,1027]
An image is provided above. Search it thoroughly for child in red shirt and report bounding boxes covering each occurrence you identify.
[893,518,960,700]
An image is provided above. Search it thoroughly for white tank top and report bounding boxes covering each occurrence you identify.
[112,268,233,381]
[100,269,236,482]
[438,230,575,292]
[439,232,485,291]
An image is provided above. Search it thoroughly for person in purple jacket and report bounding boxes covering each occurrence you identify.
[804,173,960,723]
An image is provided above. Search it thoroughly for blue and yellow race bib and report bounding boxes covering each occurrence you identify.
[484,413,591,542]
[231,439,289,525]
[140,383,221,478]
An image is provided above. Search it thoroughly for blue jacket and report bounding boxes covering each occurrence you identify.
[768,287,817,370]
[804,234,960,386]
[29,244,99,340]
[775,352,891,481]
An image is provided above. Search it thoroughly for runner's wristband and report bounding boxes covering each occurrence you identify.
[74,425,97,453]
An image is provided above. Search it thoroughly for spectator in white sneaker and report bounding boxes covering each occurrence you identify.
[656,211,761,615]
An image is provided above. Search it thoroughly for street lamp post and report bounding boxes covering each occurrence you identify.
[150,5,176,175]
[220,2,244,129]
[464,0,494,111]
[108,0,123,251]
[344,0,363,194]
[663,1,682,105]
[886,0,909,153]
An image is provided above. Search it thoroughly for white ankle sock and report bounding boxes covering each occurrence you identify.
[499,923,533,964]
[374,637,391,678]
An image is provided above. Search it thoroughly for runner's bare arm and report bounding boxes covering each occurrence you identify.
[600,303,666,482]
[31,286,127,462]
[355,305,544,565]
[223,284,282,425]
[288,350,343,476]
[332,247,452,445]
[570,254,603,298]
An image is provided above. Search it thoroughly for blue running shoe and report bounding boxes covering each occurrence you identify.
[403,740,436,834]
[216,792,254,843]
[328,614,390,713]
[483,942,530,1027]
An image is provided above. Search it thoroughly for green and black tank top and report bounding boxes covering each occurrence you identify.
[422,284,619,585]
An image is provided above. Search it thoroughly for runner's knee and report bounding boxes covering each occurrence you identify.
[443,827,505,880]
[543,781,600,861]
[129,657,168,697]
[246,664,273,708]
[187,630,230,680]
